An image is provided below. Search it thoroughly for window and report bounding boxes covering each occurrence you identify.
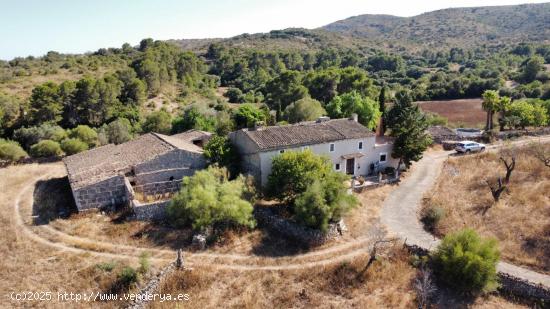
[335,163,340,171]
[279,149,285,154]
[379,153,387,163]
[358,141,363,150]
[330,143,335,152]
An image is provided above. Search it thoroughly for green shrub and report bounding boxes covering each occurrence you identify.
[224,87,245,103]
[69,125,98,147]
[167,166,256,231]
[267,150,332,203]
[294,172,357,232]
[13,124,67,149]
[96,262,116,272]
[421,206,445,231]
[142,110,172,134]
[60,138,88,155]
[425,112,448,126]
[117,266,138,288]
[105,118,133,144]
[203,135,239,175]
[0,139,27,162]
[433,229,500,294]
[30,140,63,157]
[138,252,151,274]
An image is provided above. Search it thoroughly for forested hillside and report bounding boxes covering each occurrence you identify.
[322,3,550,48]
[1,3,550,163]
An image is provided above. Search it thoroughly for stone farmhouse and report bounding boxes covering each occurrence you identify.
[230,115,398,186]
[63,130,211,211]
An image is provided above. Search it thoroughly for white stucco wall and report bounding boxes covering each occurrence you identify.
[257,137,397,186]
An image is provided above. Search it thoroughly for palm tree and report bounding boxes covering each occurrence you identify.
[482,90,499,131]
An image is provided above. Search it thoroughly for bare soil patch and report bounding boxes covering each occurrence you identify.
[422,146,550,274]
[417,98,485,127]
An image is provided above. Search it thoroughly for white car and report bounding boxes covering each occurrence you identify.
[455,141,486,153]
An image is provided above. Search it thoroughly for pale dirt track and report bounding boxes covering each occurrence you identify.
[13,167,384,271]
[10,135,550,276]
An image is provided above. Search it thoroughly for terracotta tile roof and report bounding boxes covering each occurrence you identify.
[241,118,374,151]
[63,132,204,189]
[171,129,212,143]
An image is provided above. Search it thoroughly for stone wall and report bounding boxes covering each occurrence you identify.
[134,168,194,185]
[498,273,550,301]
[133,180,182,198]
[73,175,127,211]
[134,150,205,175]
[254,207,344,247]
[132,200,170,221]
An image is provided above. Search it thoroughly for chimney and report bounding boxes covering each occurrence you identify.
[350,113,358,122]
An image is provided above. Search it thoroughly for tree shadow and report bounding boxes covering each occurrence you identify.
[32,176,77,225]
[251,228,308,257]
[130,224,193,250]
[521,224,550,273]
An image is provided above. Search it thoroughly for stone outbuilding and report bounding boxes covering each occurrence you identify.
[63,130,211,211]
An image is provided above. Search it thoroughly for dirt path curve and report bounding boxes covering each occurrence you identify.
[380,135,550,288]
[13,168,382,271]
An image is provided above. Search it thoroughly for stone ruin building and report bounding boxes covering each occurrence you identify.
[63,130,211,217]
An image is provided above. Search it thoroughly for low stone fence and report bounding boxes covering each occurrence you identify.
[132,200,169,221]
[126,251,186,309]
[254,207,345,247]
[497,127,550,140]
[498,273,550,301]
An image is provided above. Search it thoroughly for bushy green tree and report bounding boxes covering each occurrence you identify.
[284,97,326,123]
[203,135,239,175]
[172,106,216,133]
[433,229,500,294]
[69,125,98,147]
[142,110,172,134]
[224,87,245,103]
[0,93,21,135]
[104,118,133,144]
[13,124,67,150]
[507,100,548,128]
[30,140,63,157]
[326,91,381,129]
[27,82,62,125]
[233,103,266,129]
[386,91,432,169]
[265,71,308,117]
[60,138,88,155]
[267,150,332,204]
[521,55,544,83]
[167,166,256,231]
[0,139,27,162]
[294,173,357,232]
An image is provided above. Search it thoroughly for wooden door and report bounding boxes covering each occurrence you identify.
[346,158,355,175]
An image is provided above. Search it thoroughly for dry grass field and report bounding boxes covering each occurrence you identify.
[422,144,550,274]
[154,247,528,309]
[0,163,164,308]
[0,162,534,308]
[417,98,486,127]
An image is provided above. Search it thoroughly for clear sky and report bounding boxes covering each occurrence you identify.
[1,0,547,60]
